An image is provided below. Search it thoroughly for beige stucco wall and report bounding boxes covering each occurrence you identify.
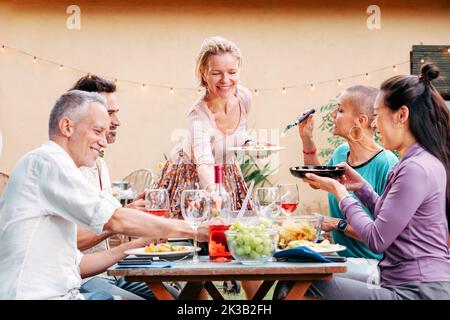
[0,0,449,213]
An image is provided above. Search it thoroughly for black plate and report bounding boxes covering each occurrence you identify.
[290,166,345,179]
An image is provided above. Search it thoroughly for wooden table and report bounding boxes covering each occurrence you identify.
[107,257,347,300]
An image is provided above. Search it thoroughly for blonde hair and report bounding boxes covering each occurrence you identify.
[195,36,242,87]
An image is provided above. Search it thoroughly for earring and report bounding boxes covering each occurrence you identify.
[395,122,404,129]
[348,125,364,142]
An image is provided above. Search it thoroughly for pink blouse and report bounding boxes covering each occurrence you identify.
[186,86,252,165]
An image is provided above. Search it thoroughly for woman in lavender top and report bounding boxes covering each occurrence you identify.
[302,64,450,300]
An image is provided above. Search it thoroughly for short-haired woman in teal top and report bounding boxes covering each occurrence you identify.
[298,85,398,282]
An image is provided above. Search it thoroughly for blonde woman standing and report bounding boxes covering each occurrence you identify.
[157,36,252,218]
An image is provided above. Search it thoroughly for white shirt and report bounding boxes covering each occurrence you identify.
[0,140,121,299]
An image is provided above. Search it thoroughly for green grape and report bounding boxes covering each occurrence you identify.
[263,238,273,247]
[236,247,245,256]
[227,219,279,263]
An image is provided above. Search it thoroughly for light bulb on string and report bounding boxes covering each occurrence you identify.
[447,48,450,53]
[393,65,397,72]
[365,73,369,80]
[338,79,342,86]
[32,56,37,63]
[420,58,425,63]
[282,87,287,94]
[197,88,202,95]
[1,45,4,52]
[141,83,146,91]
[170,88,174,94]
[254,89,258,96]
[310,84,315,91]
[59,65,63,71]
[114,79,118,86]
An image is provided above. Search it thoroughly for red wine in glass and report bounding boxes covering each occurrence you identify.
[281,202,299,214]
[145,209,169,217]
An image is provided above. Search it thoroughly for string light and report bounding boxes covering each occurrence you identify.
[0,42,412,95]
[420,58,425,63]
[447,48,450,53]
[114,79,118,86]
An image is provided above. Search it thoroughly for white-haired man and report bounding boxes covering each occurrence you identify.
[71,75,179,300]
[0,91,207,299]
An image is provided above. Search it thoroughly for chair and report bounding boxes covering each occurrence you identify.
[0,172,9,196]
[122,168,155,195]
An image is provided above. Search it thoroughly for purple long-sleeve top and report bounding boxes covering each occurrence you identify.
[340,143,450,286]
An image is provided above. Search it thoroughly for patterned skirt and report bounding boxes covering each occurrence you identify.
[155,150,249,219]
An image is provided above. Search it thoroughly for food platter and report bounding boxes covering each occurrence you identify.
[283,239,347,254]
[229,145,286,158]
[124,245,200,260]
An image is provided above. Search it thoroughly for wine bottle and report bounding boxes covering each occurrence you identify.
[210,164,232,220]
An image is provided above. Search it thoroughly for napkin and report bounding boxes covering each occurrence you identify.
[114,262,172,269]
[273,246,331,263]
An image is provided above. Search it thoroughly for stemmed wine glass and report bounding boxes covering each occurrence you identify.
[277,184,299,215]
[180,189,210,263]
[145,189,170,245]
[254,187,281,221]
[145,189,170,217]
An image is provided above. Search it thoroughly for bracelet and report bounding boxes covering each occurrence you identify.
[303,148,317,155]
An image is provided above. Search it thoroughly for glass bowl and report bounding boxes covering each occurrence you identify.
[273,214,324,249]
[225,229,279,265]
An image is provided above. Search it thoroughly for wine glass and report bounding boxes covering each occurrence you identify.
[254,187,281,221]
[145,189,170,217]
[145,189,170,244]
[180,189,210,263]
[277,184,299,215]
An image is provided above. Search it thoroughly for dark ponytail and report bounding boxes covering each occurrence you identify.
[380,64,450,231]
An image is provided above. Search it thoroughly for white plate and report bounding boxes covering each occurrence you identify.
[310,244,346,255]
[282,243,347,255]
[229,146,286,158]
[124,246,200,258]
[168,237,191,241]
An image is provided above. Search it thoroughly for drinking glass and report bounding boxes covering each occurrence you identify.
[277,184,300,215]
[180,189,210,263]
[254,187,281,220]
[145,189,170,217]
[145,189,170,244]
